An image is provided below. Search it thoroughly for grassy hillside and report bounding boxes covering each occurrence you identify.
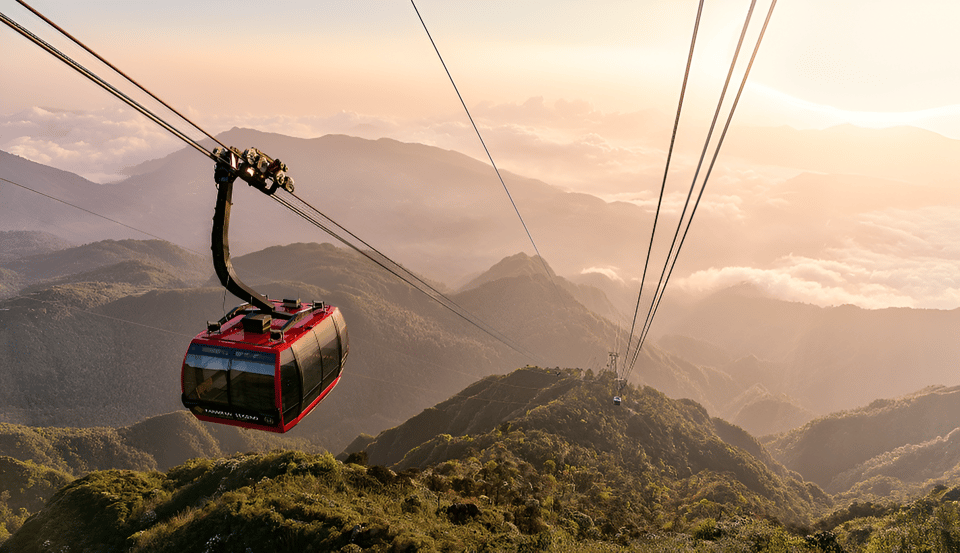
[0,448,837,553]
[0,412,314,540]
[810,485,960,552]
[0,268,20,299]
[349,368,829,528]
[0,231,72,264]
[7,368,960,550]
[0,368,832,552]
[19,259,190,292]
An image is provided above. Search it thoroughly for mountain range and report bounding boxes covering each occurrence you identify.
[658,283,960,415]
[2,369,834,551]
[6,122,958,304]
[2,126,960,549]
[7,366,960,550]
[1,229,958,447]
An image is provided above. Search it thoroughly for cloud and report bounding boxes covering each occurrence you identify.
[581,266,625,284]
[0,106,181,182]
[0,99,768,208]
[676,264,920,309]
[676,237,960,310]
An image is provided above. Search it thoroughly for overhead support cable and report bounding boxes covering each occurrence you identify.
[628,0,759,373]
[409,0,563,303]
[633,0,779,362]
[14,0,228,153]
[0,5,544,365]
[630,0,761,372]
[273,190,543,361]
[620,0,705,378]
[623,0,778,380]
[0,11,213,160]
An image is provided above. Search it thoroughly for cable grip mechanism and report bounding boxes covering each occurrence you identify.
[213,146,295,195]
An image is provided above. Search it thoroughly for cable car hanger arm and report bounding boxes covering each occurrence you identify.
[211,147,295,317]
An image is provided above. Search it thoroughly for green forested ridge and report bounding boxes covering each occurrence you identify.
[0,412,314,541]
[5,369,960,550]
[0,268,20,299]
[765,385,960,493]
[18,259,191,294]
[1,369,829,551]
[0,238,209,289]
[363,369,829,526]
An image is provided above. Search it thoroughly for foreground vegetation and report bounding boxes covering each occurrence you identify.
[4,369,960,551]
[5,448,960,552]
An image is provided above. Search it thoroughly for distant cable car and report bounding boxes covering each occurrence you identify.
[613,396,622,406]
[181,147,348,432]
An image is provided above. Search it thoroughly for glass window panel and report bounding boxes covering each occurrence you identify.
[317,320,340,379]
[185,353,230,372]
[280,349,301,420]
[229,369,275,412]
[294,331,324,400]
[230,358,275,376]
[184,354,230,405]
[332,310,348,358]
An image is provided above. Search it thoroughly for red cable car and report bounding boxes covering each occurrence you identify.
[182,299,347,432]
[181,147,348,432]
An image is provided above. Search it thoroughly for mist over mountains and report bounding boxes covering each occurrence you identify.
[1,231,958,447]
[2,123,959,436]
[4,121,959,310]
[3,124,960,548]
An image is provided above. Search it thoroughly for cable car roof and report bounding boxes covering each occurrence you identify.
[197,300,335,349]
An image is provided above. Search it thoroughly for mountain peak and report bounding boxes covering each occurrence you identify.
[459,252,556,292]
[341,366,826,527]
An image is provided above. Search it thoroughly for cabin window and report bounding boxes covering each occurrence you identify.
[183,352,230,406]
[230,358,276,412]
[332,310,348,360]
[183,344,277,412]
[280,348,301,420]
[293,329,325,405]
[316,321,340,380]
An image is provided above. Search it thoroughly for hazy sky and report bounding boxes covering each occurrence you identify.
[2,0,959,310]
[3,1,959,131]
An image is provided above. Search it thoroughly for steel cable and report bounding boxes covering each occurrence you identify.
[14,0,229,153]
[620,0,705,381]
[624,0,778,378]
[410,0,564,305]
[0,11,213,160]
[1,6,544,364]
[633,0,779,361]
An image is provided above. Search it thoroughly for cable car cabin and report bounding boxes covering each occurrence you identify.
[181,299,348,433]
